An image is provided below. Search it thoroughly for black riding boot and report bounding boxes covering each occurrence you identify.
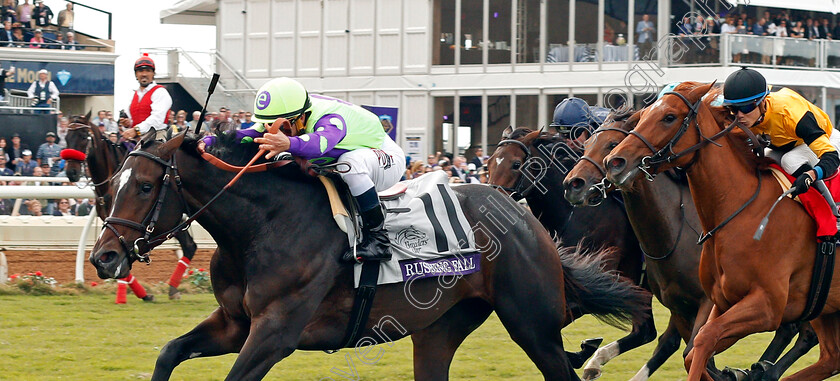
[342,205,392,263]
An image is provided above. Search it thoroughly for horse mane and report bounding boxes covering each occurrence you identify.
[507,127,535,140]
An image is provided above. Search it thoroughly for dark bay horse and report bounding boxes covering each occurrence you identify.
[487,127,652,380]
[605,82,835,380]
[61,116,198,300]
[564,110,818,380]
[88,130,651,380]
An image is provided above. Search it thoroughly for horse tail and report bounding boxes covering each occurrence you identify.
[559,245,651,330]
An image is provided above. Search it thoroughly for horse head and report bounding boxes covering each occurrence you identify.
[605,81,720,189]
[564,109,640,206]
[89,132,188,279]
[488,125,582,201]
[61,123,93,182]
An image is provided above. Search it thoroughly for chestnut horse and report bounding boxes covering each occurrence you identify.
[61,115,198,300]
[565,109,818,380]
[605,82,837,380]
[487,127,652,380]
[88,130,650,380]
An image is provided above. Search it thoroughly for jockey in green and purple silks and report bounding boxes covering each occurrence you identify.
[205,77,405,263]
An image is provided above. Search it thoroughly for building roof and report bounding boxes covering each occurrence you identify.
[160,0,216,25]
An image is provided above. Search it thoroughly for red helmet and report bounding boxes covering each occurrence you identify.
[134,53,155,72]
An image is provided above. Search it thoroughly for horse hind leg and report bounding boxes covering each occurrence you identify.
[151,307,249,381]
[583,304,657,380]
[411,299,493,381]
[629,314,684,381]
[751,322,818,381]
[781,314,840,381]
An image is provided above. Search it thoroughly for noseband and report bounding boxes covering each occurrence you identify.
[578,126,632,206]
[493,138,559,201]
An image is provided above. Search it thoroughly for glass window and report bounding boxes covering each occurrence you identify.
[547,94,569,122]
[461,0,484,65]
[459,96,482,155]
[516,0,540,63]
[603,0,629,62]
[488,95,511,148]
[434,97,455,154]
[516,95,539,129]
[433,0,456,65]
[633,2,658,61]
[488,0,512,64]
[546,0,570,63]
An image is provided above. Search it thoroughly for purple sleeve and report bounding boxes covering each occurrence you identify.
[287,113,348,159]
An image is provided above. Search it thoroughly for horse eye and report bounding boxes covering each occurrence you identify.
[511,161,522,170]
[663,114,677,123]
[608,142,619,149]
[140,183,153,193]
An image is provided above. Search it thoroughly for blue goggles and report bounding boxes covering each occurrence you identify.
[726,100,761,115]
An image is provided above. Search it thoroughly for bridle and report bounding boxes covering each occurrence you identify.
[100,143,293,264]
[578,125,631,206]
[102,150,193,264]
[623,89,766,244]
[492,138,561,201]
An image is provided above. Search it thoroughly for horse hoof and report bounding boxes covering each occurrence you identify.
[582,368,602,381]
[750,360,776,381]
[142,295,155,303]
[580,337,604,351]
[168,286,181,300]
[722,367,749,381]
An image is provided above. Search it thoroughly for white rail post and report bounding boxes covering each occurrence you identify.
[0,250,7,284]
[75,211,97,283]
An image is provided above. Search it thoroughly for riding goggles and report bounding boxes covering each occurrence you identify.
[726,100,761,115]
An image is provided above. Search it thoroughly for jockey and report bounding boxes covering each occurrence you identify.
[251,77,406,263]
[723,67,840,228]
[549,97,609,147]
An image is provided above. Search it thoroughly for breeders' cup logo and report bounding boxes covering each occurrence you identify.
[396,226,429,254]
[256,91,271,110]
[56,70,71,86]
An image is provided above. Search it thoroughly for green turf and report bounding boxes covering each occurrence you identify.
[0,293,826,380]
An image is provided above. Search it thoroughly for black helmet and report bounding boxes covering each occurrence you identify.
[723,67,768,106]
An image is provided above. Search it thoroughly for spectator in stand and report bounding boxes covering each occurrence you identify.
[240,111,254,129]
[56,2,73,35]
[0,155,12,176]
[805,18,820,40]
[752,18,767,36]
[108,132,118,144]
[466,163,481,183]
[636,14,655,58]
[819,18,832,40]
[64,31,81,50]
[36,131,61,167]
[692,15,705,34]
[15,149,36,176]
[170,110,188,133]
[215,106,236,132]
[49,31,64,49]
[470,147,483,169]
[721,17,736,34]
[32,0,51,28]
[791,21,805,38]
[203,111,216,132]
[189,110,201,130]
[677,16,692,35]
[834,20,840,42]
[2,0,16,24]
[28,28,44,48]
[52,198,73,216]
[167,109,175,124]
[8,133,25,170]
[16,0,32,28]
[91,110,107,126]
[27,69,59,113]
[103,111,118,133]
[57,117,69,147]
[75,198,95,216]
[19,199,43,216]
[10,25,25,47]
[0,138,8,162]
[0,20,12,46]
[0,65,14,101]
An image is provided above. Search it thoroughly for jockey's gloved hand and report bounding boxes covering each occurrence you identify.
[792,171,815,196]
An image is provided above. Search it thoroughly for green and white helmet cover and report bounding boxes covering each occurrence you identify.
[252,77,312,124]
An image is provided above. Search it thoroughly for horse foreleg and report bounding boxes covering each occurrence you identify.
[583,305,656,380]
[782,314,840,381]
[629,314,683,381]
[411,299,493,381]
[151,307,248,381]
[686,293,782,381]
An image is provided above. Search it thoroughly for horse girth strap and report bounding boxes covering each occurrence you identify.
[800,238,836,322]
[336,260,381,350]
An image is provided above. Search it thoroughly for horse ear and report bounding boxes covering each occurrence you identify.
[689,82,716,102]
[502,126,514,139]
[158,132,186,159]
[83,110,92,124]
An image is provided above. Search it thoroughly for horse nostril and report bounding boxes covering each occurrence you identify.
[569,178,585,190]
[608,157,626,172]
